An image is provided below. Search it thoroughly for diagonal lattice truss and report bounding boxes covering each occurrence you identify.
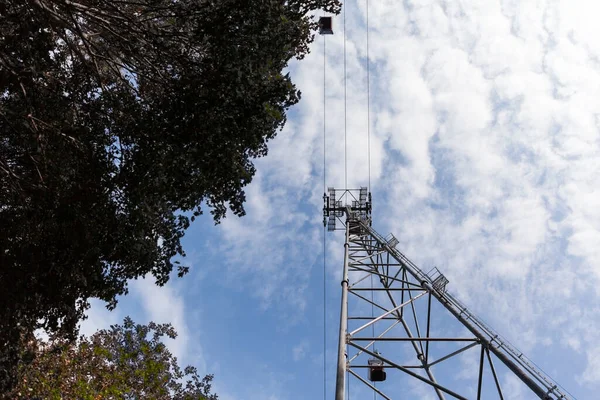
[341,218,573,400]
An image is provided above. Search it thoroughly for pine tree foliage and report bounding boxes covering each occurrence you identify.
[0,0,341,392]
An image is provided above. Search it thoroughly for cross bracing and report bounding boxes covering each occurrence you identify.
[324,188,573,400]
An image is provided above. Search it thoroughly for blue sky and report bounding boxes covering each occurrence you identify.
[80,1,600,399]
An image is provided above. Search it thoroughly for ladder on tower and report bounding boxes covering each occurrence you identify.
[324,188,573,400]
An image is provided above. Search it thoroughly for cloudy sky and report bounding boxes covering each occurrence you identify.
[82,1,600,398]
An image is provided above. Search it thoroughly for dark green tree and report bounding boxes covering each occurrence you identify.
[7,317,217,399]
[0,0,341,392]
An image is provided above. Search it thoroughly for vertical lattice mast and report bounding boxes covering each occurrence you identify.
[324,188,572,400]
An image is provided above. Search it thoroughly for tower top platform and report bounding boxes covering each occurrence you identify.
[322,187,371,231]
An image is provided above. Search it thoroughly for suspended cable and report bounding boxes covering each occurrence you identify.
[366,0,371,193]
[323,237,327,396]
[343,0,348,195]
[323,225,327,400]
[343,2,349,393]
[366,5,374,399]
[323,19,327,200]
[323,32,327,400]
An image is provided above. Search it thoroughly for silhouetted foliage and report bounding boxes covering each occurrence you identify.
[0,0,341,392]
[6,318,216,399]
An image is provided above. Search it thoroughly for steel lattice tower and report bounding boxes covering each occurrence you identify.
[323,188,573,400]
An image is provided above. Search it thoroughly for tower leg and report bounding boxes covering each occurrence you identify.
[335,220,351,400]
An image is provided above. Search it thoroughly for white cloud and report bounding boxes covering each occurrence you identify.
[502,371,527,400]
[232,0,599,396]
[91,1,598,398]
[79,299,121,338]
[292,340,309,362]
[580,344,600,385]
[79,277,203,374]
[128,277,203,371]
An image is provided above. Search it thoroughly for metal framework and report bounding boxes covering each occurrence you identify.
[324,188,573,400]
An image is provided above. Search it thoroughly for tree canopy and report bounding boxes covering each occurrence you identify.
[7,317,216,400]
[0,0,341,392]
